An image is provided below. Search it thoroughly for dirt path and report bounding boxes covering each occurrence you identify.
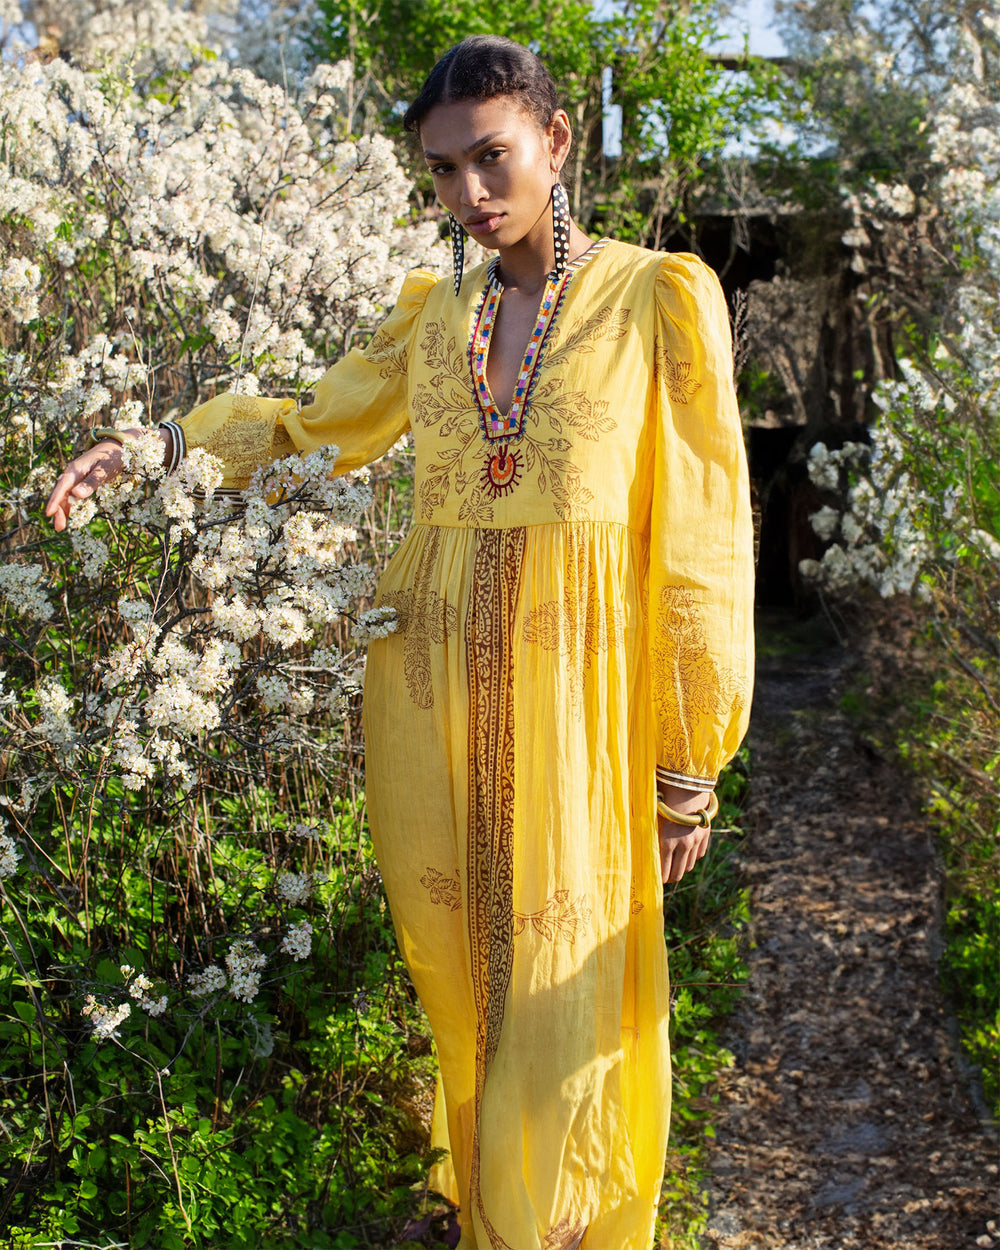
[704,629,999,1250]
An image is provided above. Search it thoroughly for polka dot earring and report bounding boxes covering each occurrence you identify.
[449,213,466,296]
[551,181,570,278]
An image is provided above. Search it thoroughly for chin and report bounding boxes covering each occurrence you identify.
[484,223,527,251]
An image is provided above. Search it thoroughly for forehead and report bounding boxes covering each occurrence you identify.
[419,97,541,156]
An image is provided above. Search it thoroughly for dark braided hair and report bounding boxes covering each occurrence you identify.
[403,36,560,134]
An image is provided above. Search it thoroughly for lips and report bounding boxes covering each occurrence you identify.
[465,212,505,235]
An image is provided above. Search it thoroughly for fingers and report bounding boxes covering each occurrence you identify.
[44,445,124,531]
[45,470,80,532]
[658,822,711,884]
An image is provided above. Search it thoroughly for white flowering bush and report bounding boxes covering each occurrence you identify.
[798,13,999,1112]
[800,15,998,604]
[0,3,443,1243]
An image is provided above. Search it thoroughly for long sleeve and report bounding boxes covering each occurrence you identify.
[165,268,440,491]
[648,253,755,788]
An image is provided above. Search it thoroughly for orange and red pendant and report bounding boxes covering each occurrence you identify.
[482,444,522,495]
[470,260,568,499]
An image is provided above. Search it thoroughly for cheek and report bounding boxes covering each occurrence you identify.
[500,152,554,208]
[432,178,461,213]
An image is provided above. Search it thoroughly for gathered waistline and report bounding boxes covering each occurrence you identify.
[407,518,649,540]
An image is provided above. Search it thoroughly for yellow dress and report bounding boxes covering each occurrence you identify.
[171,239,755,1250]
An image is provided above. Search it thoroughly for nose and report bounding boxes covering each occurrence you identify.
[459,168,486,207]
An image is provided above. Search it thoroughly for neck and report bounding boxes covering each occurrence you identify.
[494,207,593,295]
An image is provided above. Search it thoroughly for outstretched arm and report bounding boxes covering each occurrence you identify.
[45,428,174,531]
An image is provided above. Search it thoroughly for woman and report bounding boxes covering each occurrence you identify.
[47,36,754,1250]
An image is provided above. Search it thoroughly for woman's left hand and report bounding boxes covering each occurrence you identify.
[657,786,713,883]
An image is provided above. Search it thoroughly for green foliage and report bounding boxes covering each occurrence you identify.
[312,0,760,240]
[0,789,439,1248]
[772,0,955,187]
[943,892,1000,1113]
[657,754,751,1246]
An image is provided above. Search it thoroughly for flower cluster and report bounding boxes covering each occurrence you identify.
[225,939,267,1003]
[801,17,999,602]
[0,562,54,622]
[81,996,131,1043]
[281,920,313,961]
[352,605,400,643]
[120,965,168,1016]
[188,964,228,998]
[277,870,323,906]
[0,825,21,879]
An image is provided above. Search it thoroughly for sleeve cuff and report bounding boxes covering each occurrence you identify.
[655,766,717,792]
[158,421,186,474]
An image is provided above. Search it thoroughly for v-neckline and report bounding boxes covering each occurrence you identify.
[470,239,609,435]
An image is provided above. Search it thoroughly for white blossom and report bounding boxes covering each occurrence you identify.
[82,995,131,1042]
[810,506,840,542]
[281,919,313,961]
[277,870,315,906]
[0,256,43,323]
[0,562,54,621]
[352,605,399,643]
[36,679,76,753]
[226,939,266,1002]
[189,964,227,997]
[0,829,21,878]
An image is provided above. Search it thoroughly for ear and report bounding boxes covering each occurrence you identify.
[547,108,573,175]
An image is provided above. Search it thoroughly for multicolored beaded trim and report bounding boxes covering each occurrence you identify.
[471,265,568,443]
[467,239,609,497]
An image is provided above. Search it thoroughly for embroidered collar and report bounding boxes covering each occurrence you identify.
[468,239,609,446]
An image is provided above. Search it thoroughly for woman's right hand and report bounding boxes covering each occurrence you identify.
[45,429,171,532]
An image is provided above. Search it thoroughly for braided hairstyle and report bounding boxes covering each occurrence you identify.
[403,36,560,134]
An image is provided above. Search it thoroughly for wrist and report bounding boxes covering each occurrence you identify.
[656,789,719,829]
[88,426,175,474]
[656,782,710,811]
[159,427,175,471]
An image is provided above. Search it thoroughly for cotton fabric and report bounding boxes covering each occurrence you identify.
[174,240,755,1250]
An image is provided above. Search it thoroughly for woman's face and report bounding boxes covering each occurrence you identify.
[420,96,570,253]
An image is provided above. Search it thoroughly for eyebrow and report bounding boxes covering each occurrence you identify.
[423,131,506,162]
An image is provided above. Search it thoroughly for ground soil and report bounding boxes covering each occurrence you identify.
[703,618,999,1250]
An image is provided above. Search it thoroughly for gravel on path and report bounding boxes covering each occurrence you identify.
[704,633,999,1250]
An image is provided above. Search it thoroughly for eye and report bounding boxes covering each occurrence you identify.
[428,162,454,177]
[481,148,505,163]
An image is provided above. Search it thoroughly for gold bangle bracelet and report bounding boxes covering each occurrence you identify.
[656,790,719,828]
[88,426,129,447]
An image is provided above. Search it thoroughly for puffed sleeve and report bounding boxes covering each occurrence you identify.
[162,268,440,491]
[648,253,755,790]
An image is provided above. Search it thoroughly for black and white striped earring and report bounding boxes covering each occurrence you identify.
[449,213,466,296]
[551,181,570,277]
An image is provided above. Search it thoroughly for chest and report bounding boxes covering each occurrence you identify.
[483,290,545,416]
[408,280,655,525]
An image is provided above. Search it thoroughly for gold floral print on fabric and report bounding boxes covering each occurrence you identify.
[363,326,409,380]
[376,528,458,710]
[655,345,702,405]
[466,527,525,1250]
[522,533,626,710]
[411,307,630,523]
[542,1217,587,1250]
[513,891,592,946]
[651,584,749,766]
[419,867,461,912]
[421,873,590,943]
[200,395,280,490]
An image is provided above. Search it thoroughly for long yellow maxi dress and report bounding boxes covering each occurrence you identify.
[168,239,755,1250]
